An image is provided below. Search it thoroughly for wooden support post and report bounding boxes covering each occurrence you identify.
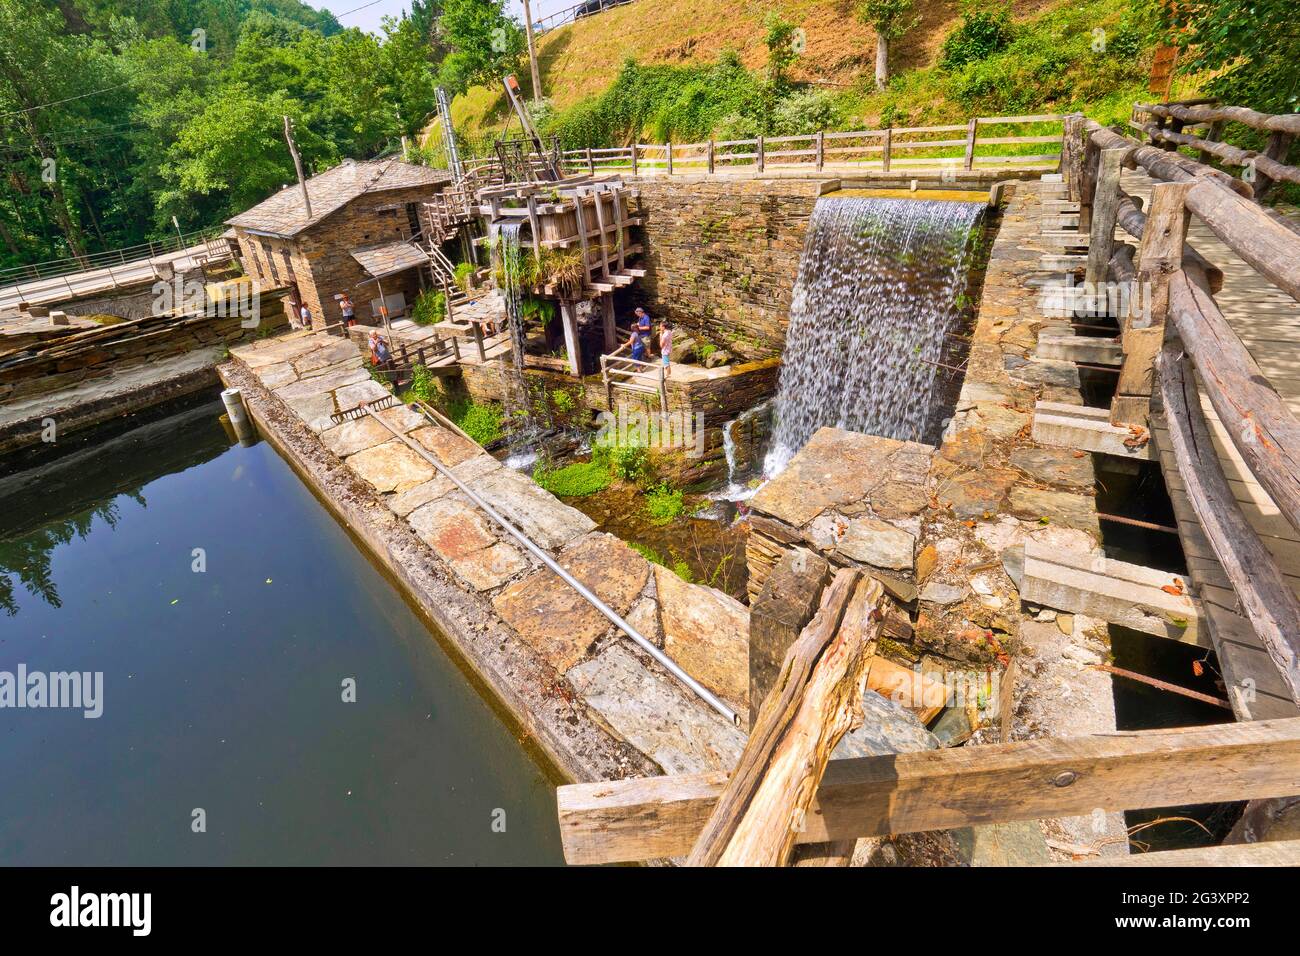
[559,299,582,377]
[611,188,627,272]
[571,194,592,291]
[556,716,1300,865]
[687,570,887,867]
[600,292,616,355]
[630,142,638,176]
[756,135,765,173]
[882,128,892,172]
[1085,147,1129,288]
[1255,131,1296,199]
[707,139,715,175]
[591,190,611,281]
[666,141,673,176]
[1198,119,1225,166]
[472,320,485,362]
[1111,180,1191,427]
[749,548,832,727]
[586,146,595,174]
[963,117,978,170]
[526,195,542,261]
[815,131,824,171]
[1078,135,1100,234]
[1063,113,1085,202]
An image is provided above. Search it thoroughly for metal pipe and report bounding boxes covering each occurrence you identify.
[366,404,741,726]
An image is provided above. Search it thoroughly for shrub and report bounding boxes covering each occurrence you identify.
[593,432,649,483]
[453,261,476,291]
[769,89,842,135]
[408,364,439,403]
[445,398,503,446]
[533,460,612,497]
[411,289,446,326]
[551,388,575,413]
[939,3,1015,70]
[644,482,685,524]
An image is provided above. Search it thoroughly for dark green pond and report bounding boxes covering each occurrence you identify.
[0,394,563,866]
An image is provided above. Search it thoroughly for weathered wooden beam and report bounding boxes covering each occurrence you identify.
[1169,259,1300,546]
[1139,102,1300,138]
[1157,343,1300,705]
[1113,193,1224,293]
[1086,122,1252,197]
[556,717,1300,865]
[1085,147,1130,286]
[1185,178,1300,302]
[1226,796,1300,845]
[688,571,885,866]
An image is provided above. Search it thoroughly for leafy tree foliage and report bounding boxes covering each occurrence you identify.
[1163,0,1299,114]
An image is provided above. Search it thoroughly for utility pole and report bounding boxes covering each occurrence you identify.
[521,0,543,103]
[283,115,312,219]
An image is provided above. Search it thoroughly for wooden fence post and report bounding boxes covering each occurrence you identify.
[757,135,765,173]
[1077,133,1101,234]
[666,141,673,176]
[882,128,892,172]
[1256,131,1297,199]
[630,142,638,176]
[1111,180,1192,427]
[707,139,715,175]
[1199,119,1225,166]
[587,146,595,174]
[1063,113,1085,202]
[1085,147,1130,289]
[963,118,978,170]
[815,131,824,171]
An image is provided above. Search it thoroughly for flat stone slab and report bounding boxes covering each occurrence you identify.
[408,495,528,591]
[321,415,392,458]
[410,425,481,467]
[346,439,437,494]
[334,378,392,410]
[474,466,596,551]
[493,533,650,673]
[566,644,746,776]
[1008,486,1100,537]
[654,566,749,714]
[273,365,367,400]
[387,476,455,517]
[1009,446,1094,489]
[939,467,1018,519]
[835,516,915,571]
[752,428,934,529]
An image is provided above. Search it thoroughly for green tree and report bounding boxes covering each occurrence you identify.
[435,0,524,96]
[857,0,918,91]
[1163,0,1299,114]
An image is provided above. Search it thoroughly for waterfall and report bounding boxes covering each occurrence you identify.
[492,222,543,447]
[714,399,772,502]
[764,197,984,475]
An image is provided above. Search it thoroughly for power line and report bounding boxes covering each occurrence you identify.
[0,79,137,119]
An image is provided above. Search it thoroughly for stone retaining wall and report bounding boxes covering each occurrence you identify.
[628,176,824,360]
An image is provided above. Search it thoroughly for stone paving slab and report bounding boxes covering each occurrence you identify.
[567,643,746,776]
[493,533,650,673]
[653,566,750,716]
[473,466,597,551]
[346,438,437,494]
[409,494,530,591]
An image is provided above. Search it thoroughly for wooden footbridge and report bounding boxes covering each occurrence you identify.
[555,100,1300,867]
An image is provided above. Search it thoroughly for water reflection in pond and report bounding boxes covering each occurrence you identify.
[0,394,563,866]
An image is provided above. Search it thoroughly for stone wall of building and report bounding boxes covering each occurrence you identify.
[627,176,824,360]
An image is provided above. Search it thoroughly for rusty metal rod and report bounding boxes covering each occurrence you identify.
[1093,664,1232,710]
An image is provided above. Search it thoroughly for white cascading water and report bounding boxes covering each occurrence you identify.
[764,197,984,476]
[713,399,771,502]
[492,222,544,448]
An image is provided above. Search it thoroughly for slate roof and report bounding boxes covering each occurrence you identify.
[226,159,450,237]
[350,240,430,281]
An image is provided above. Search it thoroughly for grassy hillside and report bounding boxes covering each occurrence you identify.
[448,0,1170,145]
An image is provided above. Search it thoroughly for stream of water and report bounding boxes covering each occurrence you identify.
[765,196,984,475]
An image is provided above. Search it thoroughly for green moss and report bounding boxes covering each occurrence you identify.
[644,482,685,525]
[533,459,612,497]
[443,398,503,446]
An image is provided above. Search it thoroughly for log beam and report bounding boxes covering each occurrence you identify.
[687,570,886,866]
[556,718,1300,865]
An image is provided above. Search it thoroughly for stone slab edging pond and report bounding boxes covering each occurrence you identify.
[220,331,756,792]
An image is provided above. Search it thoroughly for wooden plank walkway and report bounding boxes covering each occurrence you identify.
[1122,170,1300,721]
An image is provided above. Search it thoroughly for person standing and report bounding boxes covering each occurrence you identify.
[339,292,355,328]
[634,307,652,354]
[659,319,673,377]
[299,301,312,329]
[627,327,646,362]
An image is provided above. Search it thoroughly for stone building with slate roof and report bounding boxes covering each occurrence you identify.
[226,158,452,332]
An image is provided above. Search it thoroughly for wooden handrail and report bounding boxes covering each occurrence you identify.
[1137,102,1300,137]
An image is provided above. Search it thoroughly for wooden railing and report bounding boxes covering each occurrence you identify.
[1063,106,1300,706]
[556,115,1063,177]
[601,341,667,412]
